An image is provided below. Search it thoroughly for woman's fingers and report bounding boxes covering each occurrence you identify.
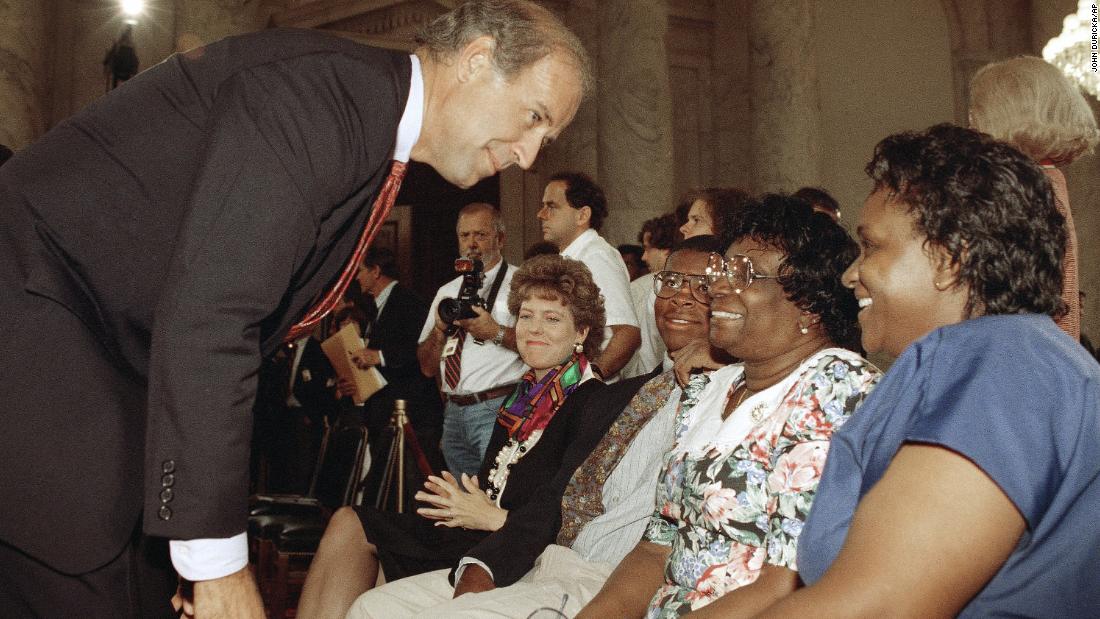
[416,506,452,520]
[413,491,446,507]
[460,473,482,493]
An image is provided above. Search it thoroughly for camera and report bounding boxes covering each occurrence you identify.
[438,257,486,325]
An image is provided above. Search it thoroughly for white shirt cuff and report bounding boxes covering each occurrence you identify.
[169,533,248,581]
[455,557,494,583]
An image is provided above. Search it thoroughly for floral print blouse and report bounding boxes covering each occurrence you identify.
[643,349,880,617]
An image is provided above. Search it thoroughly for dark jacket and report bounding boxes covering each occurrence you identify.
[458,368,662,586]
[0,29,411,573]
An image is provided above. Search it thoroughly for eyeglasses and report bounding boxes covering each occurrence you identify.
[653,271,711,304]
[706,253,779,293]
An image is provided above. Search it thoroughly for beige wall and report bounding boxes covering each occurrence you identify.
[815,0,956,223]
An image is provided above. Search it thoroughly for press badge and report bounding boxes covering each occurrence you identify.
[442,335,460,357]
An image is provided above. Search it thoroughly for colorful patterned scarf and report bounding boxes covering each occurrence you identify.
[497,354,588,441]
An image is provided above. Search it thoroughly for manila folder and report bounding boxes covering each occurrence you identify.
[320,322,387,405]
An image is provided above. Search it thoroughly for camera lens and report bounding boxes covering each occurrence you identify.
[438,298,462,324]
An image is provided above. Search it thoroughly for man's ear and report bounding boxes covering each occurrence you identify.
[574,205,592,228]
[456,35,496,83]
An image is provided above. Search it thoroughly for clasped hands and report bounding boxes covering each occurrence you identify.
[415,471,507,532]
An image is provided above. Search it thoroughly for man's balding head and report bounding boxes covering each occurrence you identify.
[456,202,505,270]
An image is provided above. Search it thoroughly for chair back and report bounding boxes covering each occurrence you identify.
[313,422,367,510]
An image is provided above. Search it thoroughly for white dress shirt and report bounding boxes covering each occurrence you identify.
[560,229,640,381]
[418,260,526,395]
[570,362,681,565]
[169,53,425,582]
[622,273,664,378]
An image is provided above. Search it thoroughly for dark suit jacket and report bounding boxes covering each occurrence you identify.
[456,369,661,587]
[365,283,440,426]
[290,337,341,423]
[0,29,411,573]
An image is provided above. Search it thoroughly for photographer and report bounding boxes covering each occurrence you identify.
[417,203,525,477]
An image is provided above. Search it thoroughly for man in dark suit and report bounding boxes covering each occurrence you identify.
[344,247,444,504]
[0,1,591,616]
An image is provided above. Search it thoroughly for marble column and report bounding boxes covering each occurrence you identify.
[0,0,51,149]
[174,0,263,52]
[749,0,822,192]
[596,0,675,245]
[500,0,602,261]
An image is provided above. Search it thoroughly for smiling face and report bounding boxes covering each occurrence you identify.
[421,43,583,189]
[515,294,589,379]
[538,180,585,248]
[655,250,711,354]
[707,237,805,363]
[843,189,968,357]
[679,199,715,239]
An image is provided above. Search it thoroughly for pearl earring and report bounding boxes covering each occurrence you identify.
[800,325,809,335]
[574,342,583,355]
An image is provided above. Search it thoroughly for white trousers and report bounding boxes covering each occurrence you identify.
[346,544,614,619]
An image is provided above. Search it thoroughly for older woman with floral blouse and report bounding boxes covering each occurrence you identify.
[580,194,881,618]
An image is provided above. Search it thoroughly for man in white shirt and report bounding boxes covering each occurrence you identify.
[623,213,680,378]
[416,203,526,477]
[538,172,640,380]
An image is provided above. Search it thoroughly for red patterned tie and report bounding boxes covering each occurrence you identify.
[443,328,465,390]
[284,161,408,342]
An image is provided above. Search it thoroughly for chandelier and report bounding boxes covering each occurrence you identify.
[1043,0,1100,100]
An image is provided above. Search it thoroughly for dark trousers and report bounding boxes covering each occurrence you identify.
[0,523,176,619]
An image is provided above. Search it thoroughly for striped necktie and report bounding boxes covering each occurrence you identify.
[284,161,407,342]
[443,329,465,389]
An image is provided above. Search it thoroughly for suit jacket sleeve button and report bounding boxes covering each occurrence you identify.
[159,488,174,503]
[161,473,175,487]
[161,460,176,474]
[157,506,172,521]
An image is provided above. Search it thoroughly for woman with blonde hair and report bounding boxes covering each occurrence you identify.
[969,55,1099,339]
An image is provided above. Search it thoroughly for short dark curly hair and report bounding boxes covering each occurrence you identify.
[549,171,608,232]
[726,194,862,352]
[687,187,752,248]
[866,123,1065,318]
[509,254,606,359]
[638,213,679,249]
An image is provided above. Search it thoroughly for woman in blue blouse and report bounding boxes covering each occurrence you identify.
[760,124,1100,617]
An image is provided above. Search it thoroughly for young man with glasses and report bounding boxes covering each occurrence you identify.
[623,214,680,378]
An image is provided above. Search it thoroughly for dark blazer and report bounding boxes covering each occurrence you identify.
[0,29,412,573]
[365,283,440,425]
[360,283,444,496]
[458,368,662,587]
[291,337,341,423]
